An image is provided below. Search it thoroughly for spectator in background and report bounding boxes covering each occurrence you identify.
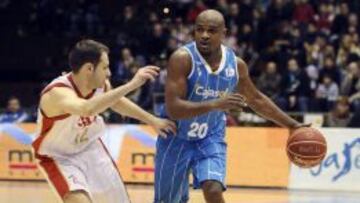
[305,63,319,96]
[225,2,240,28]
[146,23,169,60]
[113,48,135,84]
[169,17,192,45]
[84,3,102,35]
[319,56,341,85]
[282,58,311,112]
[238,0,254,26]
[0,97,29,123]
[304,22,319,45]
[348,13,359,35]
[313,3,334,34]
[324,97,353,127]
[118,5,140,39]
[287,25,303,60]
[304,35,328,68]
[316,74,339,111]
[331,3,350,35]
[127,63,153,111]
[348,32,360,61]
[349,89,360,112]
[293,0,314,27]
[257,61,285,109]
[323,44,336,59]
[266,0,293,26]
[225,1,254,30]
[186,0,207,23]
[336,34,357,69]
[341,62,360,111]
[223,23,239,50]
[237,24,258,66]
[165,37,179,57]
[348,107,360,127]
[215,0,228,15]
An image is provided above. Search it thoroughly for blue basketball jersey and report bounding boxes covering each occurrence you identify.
[163,41,239,140]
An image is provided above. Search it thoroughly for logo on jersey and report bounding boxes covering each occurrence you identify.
[195,85,228,98]
[225,67,235,77]
[197,67,202,76]
[77,116,96,128]
[196,61,202,66]
[68,175,86,187]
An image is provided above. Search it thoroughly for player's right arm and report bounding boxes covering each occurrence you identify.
[165,49,245,120]
[41,66,159,117]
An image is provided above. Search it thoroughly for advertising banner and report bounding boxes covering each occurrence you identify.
[105,125,157,183]
[0,124,290,187]
[2,124,358,191]
[0,124,42,180]
[225,127,289,187]
[110,126,290,186]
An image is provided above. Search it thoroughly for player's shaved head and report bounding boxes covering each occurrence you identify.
[194,9,226,55]
[195,9,225,28]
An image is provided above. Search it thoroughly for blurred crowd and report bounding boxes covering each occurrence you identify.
[1,0,360,127]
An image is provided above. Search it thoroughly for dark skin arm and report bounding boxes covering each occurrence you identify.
[236,58,305,130]
[165,49,246,120]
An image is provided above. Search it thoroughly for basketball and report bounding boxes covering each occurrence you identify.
[286,127,327,168]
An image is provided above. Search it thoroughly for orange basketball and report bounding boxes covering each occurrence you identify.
[286,127,327,168]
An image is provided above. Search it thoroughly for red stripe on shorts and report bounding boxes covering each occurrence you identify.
[38,156,70,199]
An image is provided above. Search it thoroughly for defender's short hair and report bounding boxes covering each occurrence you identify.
[68,39,109,73]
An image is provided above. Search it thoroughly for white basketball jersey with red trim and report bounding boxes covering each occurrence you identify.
[33,73,107,157]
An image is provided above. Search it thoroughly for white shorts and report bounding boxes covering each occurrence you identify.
[36,138,129,203]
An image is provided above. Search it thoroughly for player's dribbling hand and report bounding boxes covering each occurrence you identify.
[289,123,312,135]
[129,66,160,88]
[212,93,247,111]
[150,118,177,138]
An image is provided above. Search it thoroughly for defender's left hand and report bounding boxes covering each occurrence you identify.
[151,118,177,138]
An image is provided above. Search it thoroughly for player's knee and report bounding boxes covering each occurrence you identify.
[63,190,92,203]
[202,181,224,201]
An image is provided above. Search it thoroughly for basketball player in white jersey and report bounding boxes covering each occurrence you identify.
[32,39,176,203]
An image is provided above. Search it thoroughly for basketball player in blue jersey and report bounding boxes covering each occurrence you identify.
[154,10,308,203]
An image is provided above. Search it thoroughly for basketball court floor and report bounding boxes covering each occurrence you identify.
[0,181,359,203]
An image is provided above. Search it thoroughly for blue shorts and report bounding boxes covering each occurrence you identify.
[154,135,227,203]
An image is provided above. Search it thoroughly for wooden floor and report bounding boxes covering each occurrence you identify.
[0,181,359,203]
